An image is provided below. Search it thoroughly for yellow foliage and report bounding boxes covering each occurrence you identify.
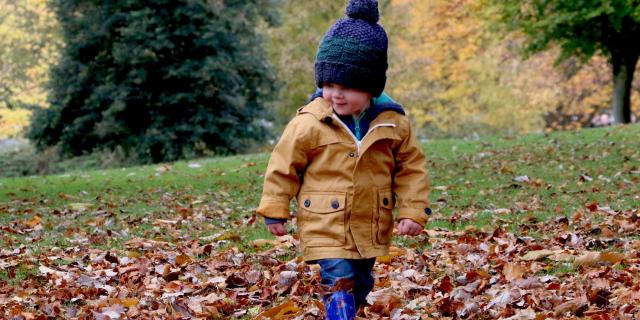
[0,108,31,138]
[0,0,60,138]
[386,0,554,137]
[385,0,638,137]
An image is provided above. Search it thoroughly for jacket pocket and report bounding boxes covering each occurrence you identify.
[375,188,395,245]
[297,191,347,247]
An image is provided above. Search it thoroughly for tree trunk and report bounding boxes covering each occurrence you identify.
[611,51,639,124]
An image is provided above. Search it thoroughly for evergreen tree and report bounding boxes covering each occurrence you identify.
[30,0,277,162]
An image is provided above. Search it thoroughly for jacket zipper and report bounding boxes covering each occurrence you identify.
[332,114,396,156]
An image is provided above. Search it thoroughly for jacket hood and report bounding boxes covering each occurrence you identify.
[301,89,405,121]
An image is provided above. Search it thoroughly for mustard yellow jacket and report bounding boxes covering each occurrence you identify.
[256,97,430,261]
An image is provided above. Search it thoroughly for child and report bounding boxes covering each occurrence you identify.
[256,0,430,316]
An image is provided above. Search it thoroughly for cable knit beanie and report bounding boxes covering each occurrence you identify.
[315,0,388,97]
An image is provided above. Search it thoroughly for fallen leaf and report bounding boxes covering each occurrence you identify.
[120,298,139,308]
[553,295,588,316]
[599,252,625,264]
[170,299,194,317]
[69,203,92,211]
[504,307,536,320]
[574,251,601,266]
[573,251,624,267]
[520,250,555,261]
[377,246,406,264]
[503,263,526,281]
[23,215,42,228]
[513,175,530,183]
[255,300,301,319]
[174,254,192,267]
[366,287,403,315]
[251,239,279,247]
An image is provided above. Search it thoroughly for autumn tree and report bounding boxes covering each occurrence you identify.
[487,0,640,124]
[386,0,560,137]
[0,0,59,138]
[29,0,277,162]
[264,1,344,129]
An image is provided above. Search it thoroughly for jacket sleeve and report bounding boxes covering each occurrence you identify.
[393,120,431,227]
[256,117,309,220]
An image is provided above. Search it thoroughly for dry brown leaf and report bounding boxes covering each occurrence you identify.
[553,295,588,316]
[252,239,275,246]
[175,254,192,266]
[170,299,194,317]
[23,215,42,228]
[366,287,404,316]
[548,252,576,262]
[255,300,301,319]
[618,219,636,232]
[505,307,536,320]
[599,251,625,264]
[520,249,555,261]
[503,263,526,281]
[154,219,178,225]
[573,251,602,266]
[68,203,92,211]
[571,210,583,221]
[601,226,617,237]
[389,246,406,256]
[377,246,406,264]
[574,251,624,266]
[120,298,139,308]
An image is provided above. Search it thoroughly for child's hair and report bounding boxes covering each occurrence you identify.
[315,0,388,97]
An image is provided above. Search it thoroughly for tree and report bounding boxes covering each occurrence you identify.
[30,0,277,162]
[0,0,60,138]
[264,1,344,129]
[486,0,640,124]
[385,0,559,137]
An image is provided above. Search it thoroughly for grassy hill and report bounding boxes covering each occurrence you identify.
[1,125,638,318]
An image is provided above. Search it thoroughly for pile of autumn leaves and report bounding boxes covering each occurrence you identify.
[1,203,639,319]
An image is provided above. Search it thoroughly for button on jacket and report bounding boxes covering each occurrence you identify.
[256,97,430,261]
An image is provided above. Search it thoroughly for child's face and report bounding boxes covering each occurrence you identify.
[322,83,372,117]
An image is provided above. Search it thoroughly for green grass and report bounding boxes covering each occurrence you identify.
[1,125,639,255]
[537,262,579,276]
[426,125,639,230]
[0,263,39,287]
[0,152,270,253]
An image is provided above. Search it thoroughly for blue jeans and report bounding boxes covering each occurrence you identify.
[317,258,376,309]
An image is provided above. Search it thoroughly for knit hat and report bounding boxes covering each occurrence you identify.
[314,0,388,97]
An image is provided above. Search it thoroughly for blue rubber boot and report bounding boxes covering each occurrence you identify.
[323,291,356,320]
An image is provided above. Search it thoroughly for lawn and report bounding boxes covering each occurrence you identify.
[1,125,639,319]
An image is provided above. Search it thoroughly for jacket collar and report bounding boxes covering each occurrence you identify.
[297,97,334,122]
[300,89,405,122]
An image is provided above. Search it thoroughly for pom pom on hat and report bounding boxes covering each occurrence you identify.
[346,0,379,23]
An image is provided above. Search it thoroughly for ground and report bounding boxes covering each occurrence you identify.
[0,125,639,319]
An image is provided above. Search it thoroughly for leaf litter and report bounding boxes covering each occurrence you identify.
[3,206,638,319]
[1,129,640,319]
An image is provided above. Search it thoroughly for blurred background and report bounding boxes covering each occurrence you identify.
[1,0,639,175]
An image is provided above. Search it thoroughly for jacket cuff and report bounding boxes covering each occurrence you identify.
[264,217,287,225]
[397,207,431,227]
[256,197,291,220]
